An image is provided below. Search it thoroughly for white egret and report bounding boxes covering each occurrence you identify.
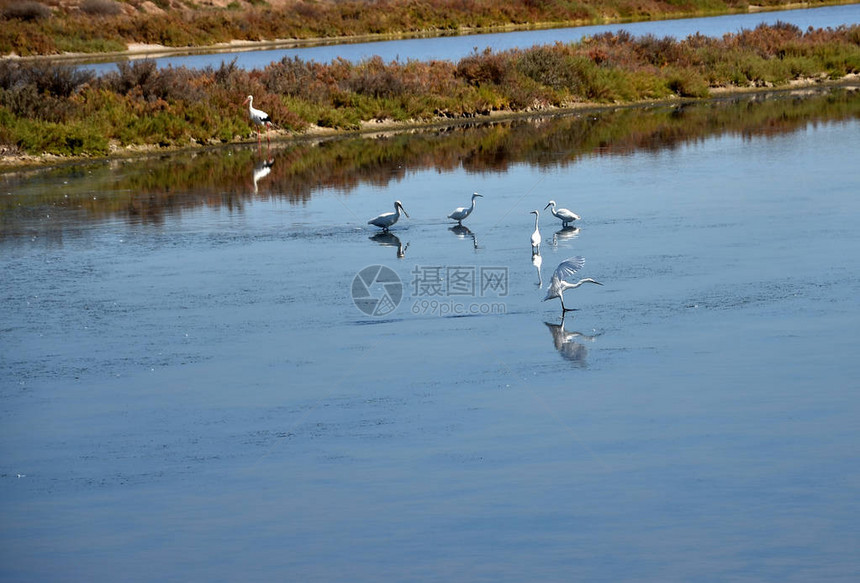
[544,200,580,227]
[544,256,603,312]
[242,95,272,146]
[448,192,483,224]
[530,210,541,255]
[368,200,409,231]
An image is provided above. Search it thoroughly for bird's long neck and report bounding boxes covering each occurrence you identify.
[563,278,599,290]
[247,97,253,111]
[394,205,402,217]
[534,214,540,230]
[470,197,478,211]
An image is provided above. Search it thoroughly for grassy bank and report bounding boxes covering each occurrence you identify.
[1,22,859,162]
[0,0,848,57]
[4,87,859,226]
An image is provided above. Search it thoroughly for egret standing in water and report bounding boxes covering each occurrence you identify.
[242,95,272,147]
[448,192,483,225]
[544,200,580,227]
[544,256,603,312]
[368,200,409,231]
[530,210,542,255]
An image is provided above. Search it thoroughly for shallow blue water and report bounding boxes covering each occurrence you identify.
[1,102,859,581]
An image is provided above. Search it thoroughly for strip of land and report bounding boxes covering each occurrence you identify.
[1,18,859,169]
[1,0,852,58]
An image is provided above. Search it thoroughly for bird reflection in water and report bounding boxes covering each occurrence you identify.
[544,317,601,366]
[449,224,478,249]
[532,252,543,287]
[551,226,580,247]
[369,231,409,258]
[252,157,274,194]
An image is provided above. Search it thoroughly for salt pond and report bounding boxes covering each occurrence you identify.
[2,89,859,581]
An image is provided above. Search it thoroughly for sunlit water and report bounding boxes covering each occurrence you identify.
[82,4,860,74]
[2,92,860,581]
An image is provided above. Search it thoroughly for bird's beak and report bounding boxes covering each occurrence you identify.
[594,281,604,285]
[401,207,409,218]
[543,202,551,210]
[242,97,249,105]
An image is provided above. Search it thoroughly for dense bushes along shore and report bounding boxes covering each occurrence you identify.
[1,22,858,158]
[0,0,844,57]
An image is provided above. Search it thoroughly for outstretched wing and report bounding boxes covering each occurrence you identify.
[552,256,585,282]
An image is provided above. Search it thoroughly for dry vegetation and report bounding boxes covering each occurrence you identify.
[1,22,859,159]
[0,0,846,56]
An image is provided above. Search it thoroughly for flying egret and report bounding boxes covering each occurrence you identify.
[368,200,409,231]
[530,210,541,255]
[544,200,581,227]
[544,256,603,312]
[448,192,482,225]
[242,95,272,146]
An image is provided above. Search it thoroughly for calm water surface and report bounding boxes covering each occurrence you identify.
[83,4,860,73]
[1,91,860,581]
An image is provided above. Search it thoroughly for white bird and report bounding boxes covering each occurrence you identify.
[242,95,272,146]
[544,256,603,312]
[368,200,409,231]
[448,192,482,224]
[530,210,541,255]
[544,200,580,227]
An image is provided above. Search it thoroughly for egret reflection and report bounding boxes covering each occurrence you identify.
[545,318,600,366]
[449,224,478,249]
[252,157,274,193]
[369,231,409,258]
[551,226,580,246]
[532,252,543,287]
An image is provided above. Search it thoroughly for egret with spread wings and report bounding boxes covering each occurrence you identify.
[544,256,603,312]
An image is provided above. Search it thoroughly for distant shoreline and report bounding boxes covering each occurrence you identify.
[1,2,846,64]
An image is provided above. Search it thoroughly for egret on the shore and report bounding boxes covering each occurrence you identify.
[448,192,482,224]
[368,200,409,231]
[544,200,580,227]
[530,210,541,255]
[242,95,272,146]
[544,256,603,312]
